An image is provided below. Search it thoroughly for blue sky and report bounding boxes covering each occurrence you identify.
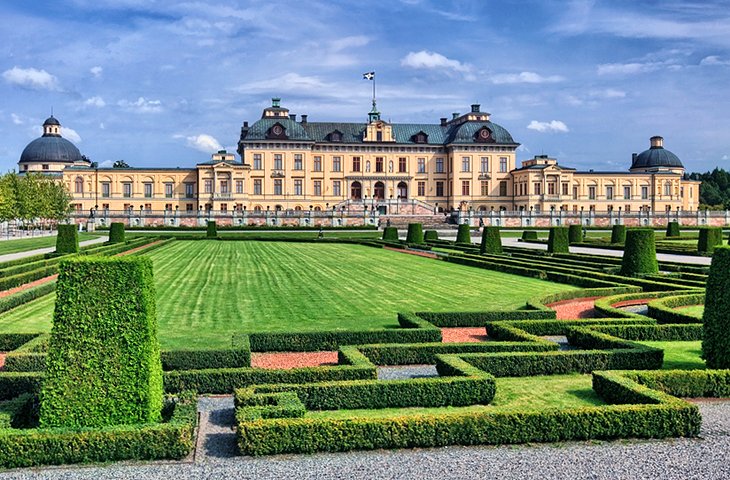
[1,0,729,173]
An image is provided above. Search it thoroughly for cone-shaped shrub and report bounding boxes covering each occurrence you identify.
[666,221,680,237]
[480,227,502,254]
[703,246,730,368]
[206,221,218,238]
[39,257,163,428]
[406,223,423,244]
[55,224,79,254]
[521,231,538,241]
[424,230,439,242]
[456,224,471,244]
[108,222,125,244]
[611,224,627,244]
[620,228,658,276]
[568,224,583,244]
[547,227,569,253]
[382,227,399,241]
[698,227,723,254]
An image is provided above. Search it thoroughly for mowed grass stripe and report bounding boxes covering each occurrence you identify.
[0,241,575,349]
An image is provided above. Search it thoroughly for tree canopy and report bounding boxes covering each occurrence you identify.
[0,172,72,224]
[688,168,730,209]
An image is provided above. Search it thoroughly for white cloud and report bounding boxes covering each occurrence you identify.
[597,62,661,75]
[235,73,331,94]
[527,120,569,133]
[90,66,103,78]
[2,66,59,90]
[330,35,369,51]
[596,88,626,99]
[177,134,223,153]
[722,154,729,161]
[84,96,106,108]
[11,113,23,125]
[63,127,82,143]
[98,160,113,168]
[118,97,163,113]
[401,50,471,73]
[490,71,563,84]
[700,55,730,66]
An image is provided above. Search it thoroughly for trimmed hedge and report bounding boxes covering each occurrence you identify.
[611,224,627,244]
[0,333,43,352]
[55,224,79,254]
[405,223,424,244]
[40,257,163,429]
[698,227,723,254]
[424,230,439,241]
[620,369,730,398]
[666,221,680,237]
[587,324,702,341]
[382,227,399,241]
[108,222,126,243]
[521,230,538,241]
[621,228,658,276]
[415,309,555,327]
[480,226,502,254]
[703,246,730,368]
[456,224,471,244]
[206,221,218,238]
[646,293,704,324]
[0,281,56,316]
[568,224,582,244]
[547,227,569,253]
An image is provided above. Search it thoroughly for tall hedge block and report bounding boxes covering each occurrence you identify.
[480,227,502,254]
[611,224,627,244]
[568,224,583,244]
[521,231,538,240]
[456,224,471,244]
[703,246,730,368]
[406,223,424,244]
[547,227,569,253]
[424,230,439,242]
[698,227,723,254]
[666,221,680,237]
[382,227,399,241]
[55,224,79,254]
[108,222,126,244]
[621,229,658,276]
[39,257,163,428]
[206,221,218,238]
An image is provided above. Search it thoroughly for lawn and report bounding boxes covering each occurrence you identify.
[126,230,381,239]
[639,341,705,370]
[0,232,101,256]
[676,305,704,318]
[0,240,575,349]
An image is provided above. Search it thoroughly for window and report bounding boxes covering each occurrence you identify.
[461,157,470,172]
[435,158,444,173]
[625,205,631,213]
[253,154,262,170]
[641,186,648,200]
[375,157,384,173]
[499,157,508,173]
[220,180,229,194]
[74,177,84,194]
[236,180,243,194]
[144,203,152,212]
[332,156,342,172]
[499,181,508,196]
[274,154,283,170]
[253,179,262,195]
[461,180,470,196]
[573,186,578,200]
[352,157,361,172]
[548,183,556,195]
[562,183,569,195]
[185,183,195,198]
[220,203,228,212]
[376,131,382,142]
[417,181,426,196]
[294,154,303,170]
[101,182,110,198]
[399,157,407,173]
[333,180,341,196]
[123,183,132,198]
[588,186,596,200]
[144,183,153,198]
[274,179,283,195]
[606,185,614,200]
[534,183,541,195]
[624,186,631,200]
[664,182,671,196]
[102,203,109,211]
[313,156,322,172]
[294,179,303,195]
[204,180,212,194]
[42,164,49,170]
[436,181,444,197]
[481,180,489,196]
[165,203,172,211]
[480,157,489,173]
[186,204,194,211]
[313,180,322,196]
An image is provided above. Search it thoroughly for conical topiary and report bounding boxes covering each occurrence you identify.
[547,227,569,254]
[702,246,730,368]
[406,223,424,244]
[568,224,582,244]
[620,228,658,275]
[456,224,471,244]
[611,224,626,244]
[480,227,502,254]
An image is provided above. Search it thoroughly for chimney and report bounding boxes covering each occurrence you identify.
[243,121,249,128]
[452,112,460,120]
[632,153,637,162]
[471,104,480,113]
[650,136,663,148]
[289,113,297,121]
[440,117,447,126]
[300,114,308,124]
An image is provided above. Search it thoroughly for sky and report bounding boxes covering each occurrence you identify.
[1,0,729,173]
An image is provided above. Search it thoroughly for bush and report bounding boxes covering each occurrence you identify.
[621,229,658,276]
[666,221,680,237]
[547,227,569,253]
[55,225,78,254]
[521,231,538,240]
[698,227,723,254]
[646,293,705,324]
[611,224,627,244]
[382,227,399,241]
[480,227,502,254]
[703,246,730,368]
[206,221,218,238]
[108,222,126,243]
[39,257,163,429]
[405,223,424,244]
[568,224,582,244]
[424,230,439,241]
[456,224,471,244]
[621,369,730,398]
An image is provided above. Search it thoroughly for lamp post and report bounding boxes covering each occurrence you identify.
[580,206,584,226]
[618,206,622,225]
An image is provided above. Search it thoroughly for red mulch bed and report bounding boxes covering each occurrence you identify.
[441,327,488,343]
[0,353,5,371]
[250,351,339,369]
[383,246,439,259]
[0,274,58,299]
[546,296,601,319]
[611,299,654,308]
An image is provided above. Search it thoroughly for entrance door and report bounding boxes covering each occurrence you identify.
[397,181,408,200]
[351,181,362,200]
[374,181,385,200]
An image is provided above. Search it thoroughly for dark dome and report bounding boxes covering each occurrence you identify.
[19,136,83,164]
[43,115,61,127]
[631,136,683,170]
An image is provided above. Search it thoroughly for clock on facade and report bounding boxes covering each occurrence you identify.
[272,125,283,136]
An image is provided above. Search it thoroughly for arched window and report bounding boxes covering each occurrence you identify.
[74,177,84,194]
[351,181,362,200]
[254,205,262,212]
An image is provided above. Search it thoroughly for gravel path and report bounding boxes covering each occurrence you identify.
[3,400,729,479]
[377,365,439,380]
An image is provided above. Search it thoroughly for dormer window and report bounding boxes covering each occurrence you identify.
[412,131,428,144]
[266,123,288,140]
[328,130,343,142]
[475,127,494,143]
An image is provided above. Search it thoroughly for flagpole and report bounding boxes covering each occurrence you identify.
[372,75,376,105]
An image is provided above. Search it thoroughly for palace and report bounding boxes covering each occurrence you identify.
[18,99,700,219]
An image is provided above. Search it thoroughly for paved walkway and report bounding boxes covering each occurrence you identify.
[0,236,108,265]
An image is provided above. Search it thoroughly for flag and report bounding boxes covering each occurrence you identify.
[362,71,375,80]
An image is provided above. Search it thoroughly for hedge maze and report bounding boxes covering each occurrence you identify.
[0,229,723,467]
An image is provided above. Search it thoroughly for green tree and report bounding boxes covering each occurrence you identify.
[113,160,130,168]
